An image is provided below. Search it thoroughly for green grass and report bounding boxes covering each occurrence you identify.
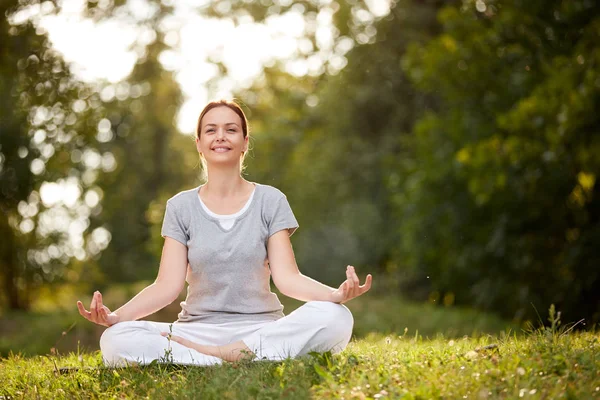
[1,297,598,398]
[1,326,598,398]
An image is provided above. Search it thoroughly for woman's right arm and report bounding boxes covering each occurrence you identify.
[77,237,188,326]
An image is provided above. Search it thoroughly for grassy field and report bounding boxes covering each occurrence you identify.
[1,319,598,398]
[1,295,598,398]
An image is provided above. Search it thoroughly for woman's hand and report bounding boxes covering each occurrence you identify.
[330,265,372,304]
[77,291,120,327]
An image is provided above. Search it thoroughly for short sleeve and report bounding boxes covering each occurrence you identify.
[161,201,189,246]
[268,196,299,238]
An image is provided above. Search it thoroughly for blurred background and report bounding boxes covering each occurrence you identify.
[1,0,599,356]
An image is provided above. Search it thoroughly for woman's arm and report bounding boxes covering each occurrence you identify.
[267,230,372,303]
[77,237,188,326]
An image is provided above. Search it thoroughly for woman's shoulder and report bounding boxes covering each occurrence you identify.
[166,185,201,209]
[254,182,288,201]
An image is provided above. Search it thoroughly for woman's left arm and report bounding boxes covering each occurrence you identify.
[268,230,372,303]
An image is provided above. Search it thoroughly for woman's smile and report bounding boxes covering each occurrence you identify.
[212,146,232,153]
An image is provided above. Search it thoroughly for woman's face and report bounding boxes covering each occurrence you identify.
[196,106,248,167]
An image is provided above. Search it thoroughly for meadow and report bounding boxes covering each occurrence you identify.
[1,294,598,399]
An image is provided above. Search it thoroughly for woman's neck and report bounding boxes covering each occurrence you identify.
[203,168,250,198]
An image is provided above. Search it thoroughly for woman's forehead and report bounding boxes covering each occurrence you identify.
[203,107,241,125]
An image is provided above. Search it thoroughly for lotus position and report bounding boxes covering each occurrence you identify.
[77,99,372,366]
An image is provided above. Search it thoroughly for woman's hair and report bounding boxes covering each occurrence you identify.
[195,99,250,181]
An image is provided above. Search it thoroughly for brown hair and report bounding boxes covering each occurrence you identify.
[195,99,250,181]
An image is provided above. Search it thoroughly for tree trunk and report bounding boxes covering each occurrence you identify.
[0,209,26,310]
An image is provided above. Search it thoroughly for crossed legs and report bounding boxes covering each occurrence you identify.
[100,301,353,367]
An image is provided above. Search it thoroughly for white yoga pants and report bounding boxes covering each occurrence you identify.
[100,301,353,367]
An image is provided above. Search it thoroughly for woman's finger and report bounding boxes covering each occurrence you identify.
[77,301,92,320]
[345,267,355,293]
[97,308,107,326]
[344,266,354,301]
[90,292,98,321]
[97,293,110,326]
[99,306,110,326]
[340,280,349,301]
[349,266,360,297]
[97,291,105,313]
[360,274,373,294]
[349,266,360,285]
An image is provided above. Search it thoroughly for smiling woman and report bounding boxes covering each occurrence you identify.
[77,99,372,367]
[195,101,250,182]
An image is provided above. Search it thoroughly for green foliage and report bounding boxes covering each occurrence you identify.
[90,38,196,285]
[395,0,600,322]
[524,304,587,353]
[0,1,111,310]
[0,0,194,304]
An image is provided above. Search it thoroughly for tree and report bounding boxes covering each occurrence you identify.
[399,0,600,322]
[87,11,196,285]
[0,0,110,309]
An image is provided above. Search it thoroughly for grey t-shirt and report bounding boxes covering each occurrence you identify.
[160,182,299,324]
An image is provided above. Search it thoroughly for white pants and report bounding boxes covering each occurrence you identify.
[100,301,353,366]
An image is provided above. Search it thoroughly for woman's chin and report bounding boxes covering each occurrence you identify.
[205,156,240,166]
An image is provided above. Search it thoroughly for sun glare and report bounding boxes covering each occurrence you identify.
[40,16,138,83]
[33,0,389,134]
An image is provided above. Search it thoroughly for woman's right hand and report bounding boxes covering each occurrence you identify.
[77,291,120,327]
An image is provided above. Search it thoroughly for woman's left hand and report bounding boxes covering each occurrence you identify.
[330,265,372,304]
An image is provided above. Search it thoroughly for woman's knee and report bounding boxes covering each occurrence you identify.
[99,321,139,364]
[100,324,119,355]
[307,301,354,340]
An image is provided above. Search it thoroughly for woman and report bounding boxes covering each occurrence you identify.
[77,99,372,366]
